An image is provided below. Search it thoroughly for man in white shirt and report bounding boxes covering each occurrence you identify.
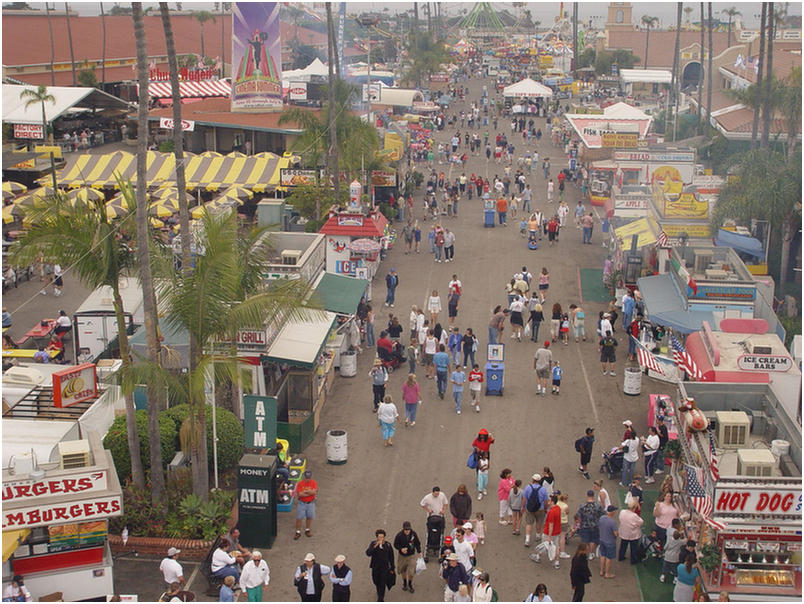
[159,547,184,588]
[598,312,613,338]
[643,427,661,484]
[452,528,474,572]
[420,486,448,518]
[620,432,640,488]
[239,550,270,601]
[211,542,240,581]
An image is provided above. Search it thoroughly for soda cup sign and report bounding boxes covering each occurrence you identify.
[349,180,362,211]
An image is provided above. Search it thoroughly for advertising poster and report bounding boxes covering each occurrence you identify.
[231,2,282,112]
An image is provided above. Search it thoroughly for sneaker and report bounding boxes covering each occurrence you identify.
[410,421,415,426]
[553,562,560,569]
[587,552,595,560]
[483,489,488,495]
[583,472,591,479]
[602,369,608,375]
[478,493,483,500]
[578,466,585,473]
[457,410,461,414]
[529,553,540,563]
[654,469,665,474]
[645,477,655,484]
[660,574,666,583]
[524,541,531,548]
[475,405,480,413]
[559,552,571,559]
[499,520,508,526]
[610,371,616,376]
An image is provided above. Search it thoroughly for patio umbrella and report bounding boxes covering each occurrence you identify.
[219,185,254,201]
[150,217,165,228]
[150,199,180,217]
[151,186,186,200]
[348,238,381,254]
[13,186,60,209]
[105,195,132,220]
[199,151,223,158]
[3,204,17,224]
[227,151,248,158]
[2,181,27,196]
[192,196,242,219]
[68,187,105,206]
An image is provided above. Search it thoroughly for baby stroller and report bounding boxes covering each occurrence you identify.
[600,446,624,480]
[424,514,445,563]
[378,341,405,372]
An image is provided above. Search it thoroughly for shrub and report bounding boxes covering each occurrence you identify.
[158,140,175,153]
[103,410,177,481]
[161,404,244,471]
[109,484,167,536]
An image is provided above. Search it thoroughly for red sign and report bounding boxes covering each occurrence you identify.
[159,117,195,132]
[714,486,802,517]
[14,123,44,139]
[2,470,108,502]
[52,363,97,408]
[149,67,218,81]
[3,496,122,529]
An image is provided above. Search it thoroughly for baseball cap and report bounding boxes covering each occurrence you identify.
[335,554,346,563]
[586,490,595,497]
[607,505,618,513]
[462,522,473,529]
[622,420,633,427]
[543,340,550,347]
[532,473,542,481]
[167,547,181,556]
[444,535,453,544]
[304,470,312,478]
[304,553,316,561]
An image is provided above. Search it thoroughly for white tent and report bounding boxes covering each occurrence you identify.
[502,78,553,99]
[603,102,649,119]
[2,84,130,125]
[281,57,329,83]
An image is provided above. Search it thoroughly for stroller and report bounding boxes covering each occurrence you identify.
[424,514,445,563]
[600,446,624,480]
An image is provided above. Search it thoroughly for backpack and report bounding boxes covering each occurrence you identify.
[574,437,584,453]
[525,484,543,513]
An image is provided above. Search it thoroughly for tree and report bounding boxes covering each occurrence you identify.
[721,6,741,42]
[132,2,165,504]
[326,2,340,208]
[640,15,659,69]
[713,149,801,290]
[77,64,98,88]
[669,2,683,140]
[65,3,77,86]
[154,211,315,499]
[706,3,713,131]
[20,85,55,144]
[11,192,145,491]
[193,10,216,58]
[402,31,452,87]
[593,49,638,76]
[761,2,775,148]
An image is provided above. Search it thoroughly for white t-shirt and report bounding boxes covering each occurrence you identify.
[453,538,474,571]
[448,279,462,294]
[599,318,613,336]
[377,402,398,424]
[424,336,437,355]
[56,315,71,328]
[420,491,448,515]
[160,557,184,584]
[416,313,426,331]
[428,296,442,313]
[644,434,660,457]
[211,548,237,572]
[622,437,640,463]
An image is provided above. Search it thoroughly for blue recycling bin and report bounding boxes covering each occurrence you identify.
[485,362,504,395]
[484,209,496,228]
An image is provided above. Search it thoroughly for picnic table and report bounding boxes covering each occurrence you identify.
[2,348,60,360]
[21,319,56,346]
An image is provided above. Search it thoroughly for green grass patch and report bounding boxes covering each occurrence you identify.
[579,267,612,303]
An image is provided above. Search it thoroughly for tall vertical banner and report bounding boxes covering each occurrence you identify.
[337,2,346,73]
[231,2,282,112]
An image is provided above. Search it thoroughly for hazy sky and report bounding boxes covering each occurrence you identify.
[23,2,801,30]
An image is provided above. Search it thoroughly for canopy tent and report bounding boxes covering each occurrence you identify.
[2,84,130,125]
[145,79,231,100]
[263,309,337,368]
[311,273,368,316]
[375,88,424,108]
[637,274,715,334]
[601,101,649,119]
[51,150,137,188]
[281,57,329,83]
[619,69,673,84]
[180,153,288,192]
[502,78,554,99]
[714,228,765,259]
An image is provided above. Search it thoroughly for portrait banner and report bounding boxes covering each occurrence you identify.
[232,2,282,112]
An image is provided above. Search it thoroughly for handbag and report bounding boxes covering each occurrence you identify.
[385,569,396,589]
[467,450,478,470]
[625,491,635,508]
[415,557,426,575]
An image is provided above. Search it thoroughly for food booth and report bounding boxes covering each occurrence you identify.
[319,208,389,283]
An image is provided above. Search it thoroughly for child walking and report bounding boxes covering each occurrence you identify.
[551,361,563,395]
[468,364,484,413]
[476,451,489,500]
[473,512,487,546]
[407,339,419,375]
[560,313,570,345]
[509,479,524,535]
[519,216,528,238]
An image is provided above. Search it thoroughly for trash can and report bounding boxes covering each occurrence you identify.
[623,365,642,396]
[484,208,496,228]
[326,430,348,464]
[485,362,504,396]
[340,350,357,377]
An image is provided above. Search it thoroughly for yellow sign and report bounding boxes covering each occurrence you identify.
[664,191,709,219]
[538,55,554,68]
[615,217,658,248]
[601,133,639,148]
[654,166,682,184]
[34,145,62,159]
[661,223,712,238]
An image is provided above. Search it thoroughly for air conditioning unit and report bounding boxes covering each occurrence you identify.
[3,366,47,386]
[736,448,775,477]
[694,252,713,273]
[716,411,750,448]
[58,440,91,470]
[281,250,302,266]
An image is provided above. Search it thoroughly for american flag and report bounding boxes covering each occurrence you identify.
[670,334,703,380]
[656,230,669,248]
[708,428,720,481]
[686,464,726,530]
[632,336,665,375]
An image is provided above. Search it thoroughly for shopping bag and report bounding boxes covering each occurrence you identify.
[467,450,478,470]
[415,557,426,575]
[524,323,532,337]
[545,539,557,561]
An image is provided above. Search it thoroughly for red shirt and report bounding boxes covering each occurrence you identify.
[468,369,484,385]
[543,504,562,536]
[496,198,508,213]
[547,219,559,233]
[472,434,494,453]
[377,337,393,354]
[557,172,566,185]
[296,478,318,503]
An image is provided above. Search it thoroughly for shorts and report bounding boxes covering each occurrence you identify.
[499,499,512,518]
[599,542,616,560]
[538,284,549,290]
[470,389,481,402]
[578,527,598,544]
[397,554,416,576]
[662,559,679,576]
[536,367,550,380]
[524,508,544,526]
[600,349,616,363]
[580,452,592,465]
[448,305,458,318]
[424,353,434,366]
[296,499,316,520]
[552,379,561,387]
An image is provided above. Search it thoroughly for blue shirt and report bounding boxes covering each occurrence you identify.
[676,564,700,586]
[448,334,462,352]
[552,366,562,381]
[598,514,618,546]
[433,351,450,372]
[623,296,635,316]
[219,585,235,602]
[522,482,547,509]
[451,370,465,392]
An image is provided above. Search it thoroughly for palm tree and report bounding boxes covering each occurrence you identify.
[11,192,146,491]
[669,2,683,139]
[697,3,705,133]
[640,16,659,69]
[132,2,165,503]
[683,6,693,26]
[751,3,767,147]
[100,2,107,88]
[706,3,713,131]
[721,6,741,42]
[761,2,775,148]
[20,85,55,144]
[193,10,216,58]
[46,3,56,86]
[64,3,77,86]
[154,211,316,499]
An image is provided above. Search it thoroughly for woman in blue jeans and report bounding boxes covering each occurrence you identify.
[462,328,477,368]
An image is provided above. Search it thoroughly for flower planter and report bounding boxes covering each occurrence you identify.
[108,534,213,560]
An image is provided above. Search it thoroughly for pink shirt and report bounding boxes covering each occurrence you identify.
[401,382,421,405]
[654,501,678,530]
[497,476,514,502]
[618,509,644,541]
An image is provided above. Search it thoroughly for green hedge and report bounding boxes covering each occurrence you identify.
[103,410,177,480]
[161,404,244,471]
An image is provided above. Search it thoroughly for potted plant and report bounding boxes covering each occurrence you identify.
[699,542,721,574]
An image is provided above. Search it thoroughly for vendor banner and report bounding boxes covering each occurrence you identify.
[280,168,317,187]
[231,2,282,112]
[664,191,709,219]
[370,170,397,187]
[14,123,43,139]
[714,484,802,518]
[601,132,638,148]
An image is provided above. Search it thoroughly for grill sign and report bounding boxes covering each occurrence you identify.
[736,354,792,372]
[52,363,97,407]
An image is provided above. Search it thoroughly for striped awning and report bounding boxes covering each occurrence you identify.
[54,151,174,188]
[182,154,288,191]
[146,79,231,99]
